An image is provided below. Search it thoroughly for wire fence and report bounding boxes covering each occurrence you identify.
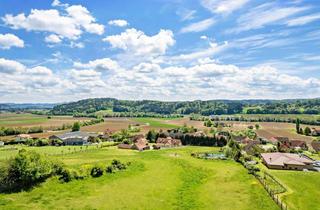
[255,171,288,210]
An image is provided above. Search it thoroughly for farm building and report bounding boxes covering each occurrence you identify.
[311,128,320,136]
[233,136,252,144]
[0,141,4,147]
[261,153,314,171]
[118,144,133,149]
[49,131,98,145]
[311,141,320,152]
[243,140,261,155]
[156,137,182,148]
[290,140,308,150]
[269,136,289,145]
[132,137,150,151]
[15,134,32,143]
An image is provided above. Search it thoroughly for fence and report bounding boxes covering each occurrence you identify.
[255,172,288,210]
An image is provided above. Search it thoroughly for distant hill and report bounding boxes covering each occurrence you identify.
[0,103,57,111]
[50,98,320,116]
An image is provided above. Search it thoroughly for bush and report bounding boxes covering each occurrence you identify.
[90,166,103,177]
[106,166,114,173]
[0,150,59,192]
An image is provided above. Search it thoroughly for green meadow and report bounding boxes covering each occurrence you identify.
[134,117,180,129]
[0,146,278,210]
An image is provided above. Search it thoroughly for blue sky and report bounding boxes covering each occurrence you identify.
[0,0,320,103]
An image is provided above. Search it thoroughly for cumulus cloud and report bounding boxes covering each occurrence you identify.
[108,19,129,27]
[73,58,119,71]
[0,33,24,49]
[103,28,175,57]
[2,4,104,40]
[180,18,215,33]
[45,34,62,43]
[0,58,25,73]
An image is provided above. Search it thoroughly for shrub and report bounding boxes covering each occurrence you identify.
[106,166,114,173]
[90,166,103,177]
[59,169,73,183]
[0,150,58,192]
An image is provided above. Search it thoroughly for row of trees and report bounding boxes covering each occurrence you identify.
[0,126,43,136]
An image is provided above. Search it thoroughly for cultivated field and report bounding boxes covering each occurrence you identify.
[0,113,90,129]
[0,146,278,210]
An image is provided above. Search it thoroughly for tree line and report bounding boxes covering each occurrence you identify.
[49,98,320,116]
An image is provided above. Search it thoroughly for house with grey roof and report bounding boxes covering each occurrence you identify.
[49,131,98,145]
[261,153,314,171]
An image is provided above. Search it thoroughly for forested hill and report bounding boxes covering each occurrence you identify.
[50,98,320,116]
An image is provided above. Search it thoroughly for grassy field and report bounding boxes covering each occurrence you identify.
[0,146,278,210]
[267,169,320,210]
[134,117,181,129]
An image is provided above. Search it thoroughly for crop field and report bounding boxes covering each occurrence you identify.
[0,113,90,129]
[0,146,278,210]
[222,121,318,143]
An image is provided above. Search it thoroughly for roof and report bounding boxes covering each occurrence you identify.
[156,137,181,146]
[261,153,313,167]
[118,144,133,149]
[290,140,307,147]
[269,136,289,143]
[133,142,149,150]
[16,134,32,138]
[311,141,320,152]
[53,131,97,140]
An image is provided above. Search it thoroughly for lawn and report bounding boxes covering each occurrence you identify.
[268,170,320,210]
[134,117,181,129]
[0,146,278,210]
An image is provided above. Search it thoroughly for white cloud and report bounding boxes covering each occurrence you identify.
[0,33,24,49]
[286,13,320,26]
[230,3,309,33]
[176,9,196,21]
[0,58,25,73]
[103,28,175,57]
[74,58,119,71]
[27,66,53,76]
[51,0,68,7]
[70,41,85,48]
[2,4,104,40]
[201,0,250,14]
[200,35,208,40]
[45,34,62,43]
[66,5,104,35]
[108,19,129,27]
[180,18,215,33]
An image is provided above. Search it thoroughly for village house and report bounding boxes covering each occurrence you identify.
[311,141,320,152]
[311,128,320,136]
[156,137,182,148]
[49,131,98,145]
[243,140,261,155]
[15,134,32,143]
[117,143,133,149]
[261,152,314,171]
[132,137,150,151]
[290,140,308,150]
[269,136,290,145]
[233,136,252,144]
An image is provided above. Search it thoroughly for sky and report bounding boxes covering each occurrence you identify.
[0,0,320,103]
